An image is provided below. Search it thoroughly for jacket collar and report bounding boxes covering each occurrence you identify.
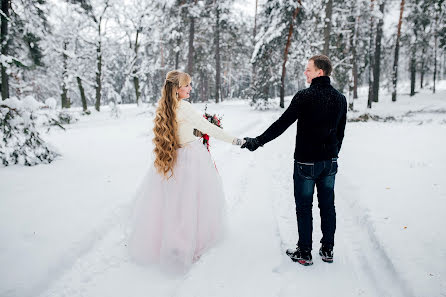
[310,76,331,87]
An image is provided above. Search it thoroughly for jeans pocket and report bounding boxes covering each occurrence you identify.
[328,160,338,176]
[296,163,313,179]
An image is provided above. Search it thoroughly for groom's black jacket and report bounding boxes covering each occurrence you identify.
[256,76,347,162]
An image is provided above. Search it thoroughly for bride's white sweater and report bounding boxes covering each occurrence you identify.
[176,99,235,146]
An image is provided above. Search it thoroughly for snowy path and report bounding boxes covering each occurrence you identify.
[3,94,446,297]
[240,125,414,297]
[34,112,411,297]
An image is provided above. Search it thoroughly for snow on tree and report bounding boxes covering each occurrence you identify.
[0,96,60,166]
[250,0,304,109]
[1,0,49,100]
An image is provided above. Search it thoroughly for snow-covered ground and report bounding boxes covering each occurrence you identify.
[1,85,445,297]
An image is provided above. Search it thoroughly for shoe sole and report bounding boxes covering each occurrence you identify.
[319,250,333,263]
[286,251,313,266]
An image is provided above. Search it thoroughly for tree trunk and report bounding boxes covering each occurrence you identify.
[280,1,301,108]
[186,14,195,102]
[186,1,196,76]
[76,76,88,112]
[410,50,416,96]
[441,51,445,80]
[349,4,359,111]
[433,9,438,94]
[410,30,417,96]
[323,0,333,56]
[391,0,404,102]
[160,40,164,69]
[253,0,258,39]
[204,74,208,101]
[95,23,102,111]
[175,40,180,69]
[367,0,375,109]
[251,0,258,87]
[352,13,360,100]
[61,41,70,108]
[372,0,385,103]
[420,44,427,88]
[214,1,221,103]
[133,76,140,104]
[228,60,232,100]
[1,0,10,100]
[133,30,141,105]
[199,71,204,101]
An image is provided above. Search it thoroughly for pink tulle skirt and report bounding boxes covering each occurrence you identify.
[128,139,225,274]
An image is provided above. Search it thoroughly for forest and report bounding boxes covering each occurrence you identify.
[0,0,445,165]
[1,0,444,109]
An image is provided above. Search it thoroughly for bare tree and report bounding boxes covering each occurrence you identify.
[76,76,88,112]
[94,3,109,111]
[73,34,89,113]
[72,0,110,111]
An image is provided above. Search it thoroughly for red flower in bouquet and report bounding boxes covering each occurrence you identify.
[201,105,223,151]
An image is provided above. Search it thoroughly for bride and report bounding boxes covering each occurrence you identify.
[128,70,244,273]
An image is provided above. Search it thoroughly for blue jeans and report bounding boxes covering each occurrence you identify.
[293,158,338,251]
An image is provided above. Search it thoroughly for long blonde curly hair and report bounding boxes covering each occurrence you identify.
[153,70,191,178]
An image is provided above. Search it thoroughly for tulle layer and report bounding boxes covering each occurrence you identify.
[128,140,225,274]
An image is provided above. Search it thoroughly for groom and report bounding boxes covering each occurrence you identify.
[242,55,347,266]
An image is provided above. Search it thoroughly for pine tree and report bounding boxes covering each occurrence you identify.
[1,0,48,100]
[279,1,302,108]
[0,97,60,166]
[251,0,303,109]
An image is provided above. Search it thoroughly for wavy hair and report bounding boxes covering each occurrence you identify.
[153,70,191,178]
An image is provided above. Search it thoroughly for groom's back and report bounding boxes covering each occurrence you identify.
[294,77,347,162]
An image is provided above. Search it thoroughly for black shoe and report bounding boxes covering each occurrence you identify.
[286,247,313,266]
[319,245,334,263]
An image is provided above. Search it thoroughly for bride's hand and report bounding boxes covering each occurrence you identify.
[232,138,246,146]
[193,129,203,137]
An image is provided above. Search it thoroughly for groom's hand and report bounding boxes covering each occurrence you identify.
[241,137,262,151]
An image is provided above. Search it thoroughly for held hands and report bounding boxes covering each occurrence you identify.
[232,138,246,146]
[241,137,262,151]
[195,129,245,146]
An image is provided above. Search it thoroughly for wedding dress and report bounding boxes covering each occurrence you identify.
[128,100,236,274]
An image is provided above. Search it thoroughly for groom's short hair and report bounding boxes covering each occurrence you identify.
[309,55,332,76]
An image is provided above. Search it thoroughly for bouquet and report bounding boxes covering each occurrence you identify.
[193,105,223,151]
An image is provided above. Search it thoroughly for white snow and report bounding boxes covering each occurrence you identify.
[1,86,446,297]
